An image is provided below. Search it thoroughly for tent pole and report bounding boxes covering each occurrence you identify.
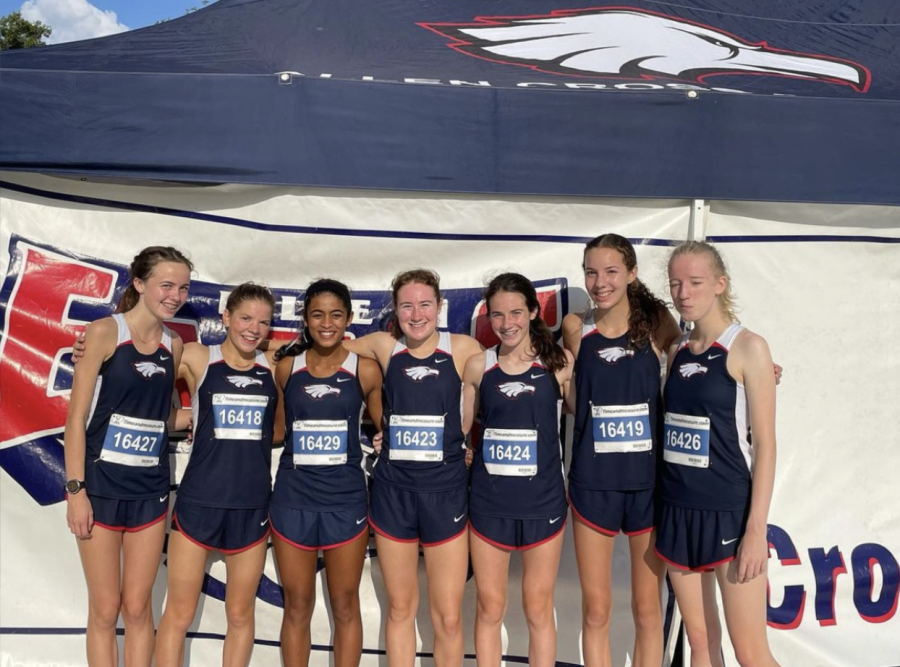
[688,198,707,241]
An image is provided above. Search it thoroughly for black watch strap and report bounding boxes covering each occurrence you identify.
[65,479,86,495]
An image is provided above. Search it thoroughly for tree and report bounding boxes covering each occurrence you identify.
[0,11,52,50]
[156,1,211,24]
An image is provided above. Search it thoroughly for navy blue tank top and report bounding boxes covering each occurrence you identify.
[469,348,568,520]
[375,331,467,492]
[570,315,662,491]
[661,324,751,511]
[85,314,175,499]
[272,351,368,511]
[177,346,276,509]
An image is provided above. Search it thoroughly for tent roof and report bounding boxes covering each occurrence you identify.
[1,0,899,204]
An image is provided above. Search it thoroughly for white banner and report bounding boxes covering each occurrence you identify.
[1,172,897,665]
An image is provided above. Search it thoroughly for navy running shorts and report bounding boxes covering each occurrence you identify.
[90,493,169,532]
[368,480,467,547]
[172,498,269,554]
[270,502,368,551]
[570,485,656,537]
[469,511,567,551]
[654,502,751,571]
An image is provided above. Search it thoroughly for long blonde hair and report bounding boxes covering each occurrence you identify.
[668,241,740,324]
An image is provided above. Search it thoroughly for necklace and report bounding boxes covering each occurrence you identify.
[224,354,256,371]
[124,312,161,346]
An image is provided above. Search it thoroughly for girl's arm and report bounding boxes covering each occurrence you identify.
[560,315,583,414]
[561,312,584,361]
[461,353,486,437]
[665,337,681,378]
[654,308,683,358]
[557,349,576,406]
[273,356,294,446]
[359,357,384,432]
[343,332,395,370]
[63,318,117,539]
[167,340,206,431]
[731,331,778,584]
[450,334,484,380]
[462,353,487,467]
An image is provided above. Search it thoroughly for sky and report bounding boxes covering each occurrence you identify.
[4,0,210,44]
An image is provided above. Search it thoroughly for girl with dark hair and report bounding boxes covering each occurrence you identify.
[461,272,574,667]
[344,268,482,667]
[660,242,781,667]
[561,234,682,667]
[155,283,279,667]
[270,279,383,667]
[64,246,192,666]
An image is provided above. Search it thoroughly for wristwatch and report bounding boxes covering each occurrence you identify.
[64,479,86,495]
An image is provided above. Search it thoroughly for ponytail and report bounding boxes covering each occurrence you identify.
[273,327,312,362]
[116,285,140,314]
[625,278,666,350]
[529,317,566,375]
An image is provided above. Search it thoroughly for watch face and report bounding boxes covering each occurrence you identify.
[65,480,82,494]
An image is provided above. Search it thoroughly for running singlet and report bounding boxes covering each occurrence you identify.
[661,324,751,511]
[84,313,175,499]
[272,351,368,511]
[177,345,277,509]
[570,315,662,491]
[469,348,567,519]
[376,331,467,491]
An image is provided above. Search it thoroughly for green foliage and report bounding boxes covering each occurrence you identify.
[0,11,52,50]
[186,0,212,13]
[156,0,211,24]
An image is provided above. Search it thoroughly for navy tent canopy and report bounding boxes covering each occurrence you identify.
[1,0,898,204]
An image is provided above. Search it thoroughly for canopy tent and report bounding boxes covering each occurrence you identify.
[1,0,899,204]
[1,3,899,667]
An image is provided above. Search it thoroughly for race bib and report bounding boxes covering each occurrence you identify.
[592,403,653,454]
[663,412,710,468]
[483,428,538,477]
[293,419,348,466]
[389,414,444,462]
[100,414,165,467]
[213,394,268,440]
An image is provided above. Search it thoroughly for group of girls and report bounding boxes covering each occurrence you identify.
[65,235,781,667]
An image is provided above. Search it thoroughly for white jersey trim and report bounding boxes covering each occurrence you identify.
[581,310,596,339]
[718,323,744,351]
[112,312,173,352]
[292,349,358,377]
[390,331,452,358]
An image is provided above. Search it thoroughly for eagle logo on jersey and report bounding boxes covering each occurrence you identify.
[405,366,440,382]
[133,361,166,379]
[226,375,264,389]
[497,381,536,399]
[597,347,635,364]
[421,8,869,92]
[679,362,709,378]
[303,384,341,400]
